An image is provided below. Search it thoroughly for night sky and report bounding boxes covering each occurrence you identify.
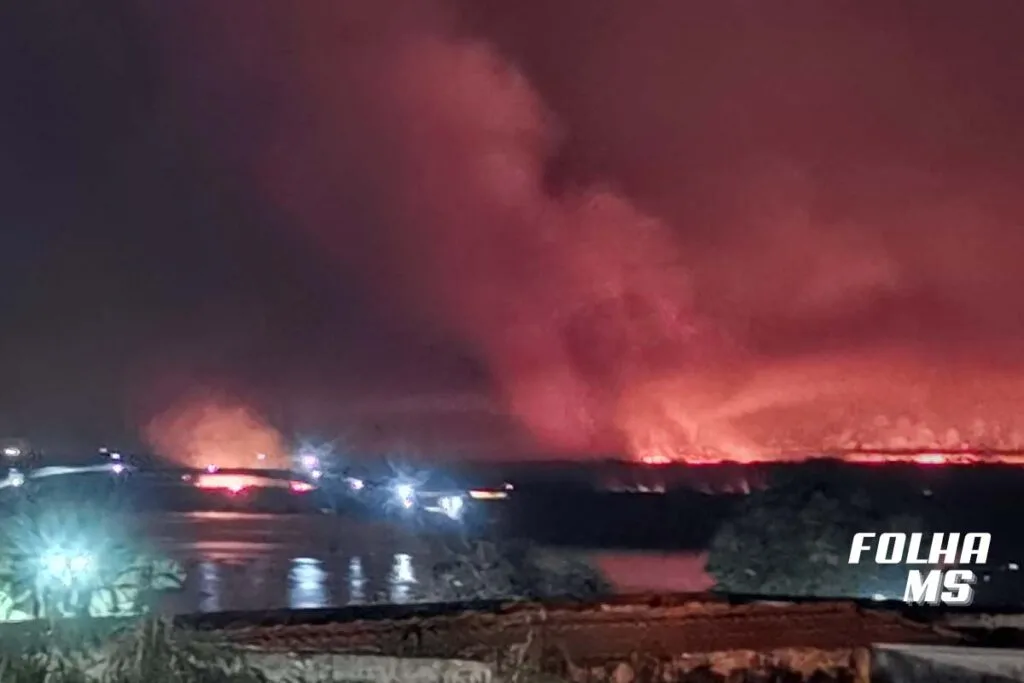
[4,1,1024,461]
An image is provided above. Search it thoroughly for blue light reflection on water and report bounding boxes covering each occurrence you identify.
[184,552,430,613]
[348,556,366,604]
[197,560,221,613]
[166,548,704,614]
[389,553,417,604]
[289,558,328,609]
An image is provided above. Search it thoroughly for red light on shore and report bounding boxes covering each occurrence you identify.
[195,473,256,492]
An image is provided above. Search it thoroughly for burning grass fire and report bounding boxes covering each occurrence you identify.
[619,354,1024,466]
[158,4,1024,469]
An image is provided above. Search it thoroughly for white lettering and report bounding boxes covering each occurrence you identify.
[940,569,977,607]
[876,532,906,564]
[905,533,929,564]
[928,533,960,565]
[960,533,991,565]
[848,533,876,565]
[903,569,977,606]
[903,569,943,605]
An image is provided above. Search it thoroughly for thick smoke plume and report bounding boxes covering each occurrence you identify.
[144,394,289,469]
[157,1,1024,461]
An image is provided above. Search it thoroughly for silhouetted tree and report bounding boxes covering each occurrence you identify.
[431,537,612,601]
[707,483,924,598]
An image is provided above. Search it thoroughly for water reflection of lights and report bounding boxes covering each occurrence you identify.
[288,558,328,609]
[5,469,24,487]
[198,561,221,613]
[348,557,366,604]
[389,553,416,604]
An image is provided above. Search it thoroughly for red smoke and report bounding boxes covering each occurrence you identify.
[154,1,1024,462]
[144,392,289,470]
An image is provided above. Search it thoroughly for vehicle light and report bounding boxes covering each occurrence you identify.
[310,469,322,480]
[205,464,218,473]
[468,489,508,500]
[3,447,21,458]
[290,481,314,493]
[439,495,464,519]
[111,463,124,475]
[393,483,416,509]
[347,477,364,491]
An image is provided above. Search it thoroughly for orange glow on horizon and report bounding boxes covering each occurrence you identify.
[192,473,307,492]
[630,448,1024,466]
[145,396,290,470]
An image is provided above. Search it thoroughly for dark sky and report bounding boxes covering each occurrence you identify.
[4,0,1024,459]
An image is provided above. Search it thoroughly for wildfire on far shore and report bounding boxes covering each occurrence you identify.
[620,353,1024,466]
[636,450,1024,467]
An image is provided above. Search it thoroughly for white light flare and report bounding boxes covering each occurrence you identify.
[439,495,464,519]
[41,551,95,585]
[395,483,416,508]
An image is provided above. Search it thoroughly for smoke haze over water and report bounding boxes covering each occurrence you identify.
[51,0,1024,458]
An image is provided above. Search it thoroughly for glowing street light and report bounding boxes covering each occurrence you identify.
[394,482,416,509]
[6,469,24,487]
[439,495,464,519]
[40,550,95,586]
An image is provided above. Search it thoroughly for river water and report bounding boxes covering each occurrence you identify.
[140,512,713,613]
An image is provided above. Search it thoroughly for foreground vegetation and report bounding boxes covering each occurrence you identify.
[0,617,276,683]
[0,484,257,680]
[706,479,925,598]
[0,478,613,681]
